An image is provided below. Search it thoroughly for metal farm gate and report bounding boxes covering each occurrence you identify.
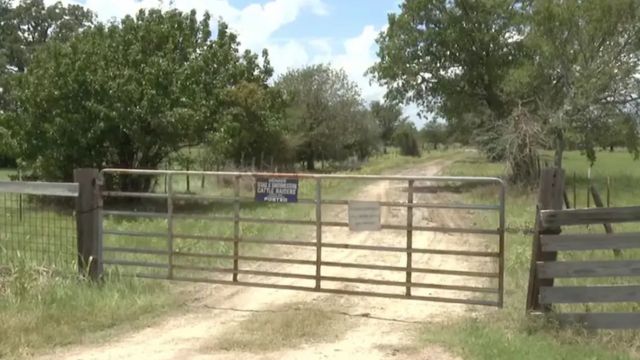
[97,169,506,307]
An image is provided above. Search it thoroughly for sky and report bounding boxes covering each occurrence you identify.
[39,0,424,125]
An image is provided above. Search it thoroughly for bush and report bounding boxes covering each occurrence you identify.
[393,123,422,157]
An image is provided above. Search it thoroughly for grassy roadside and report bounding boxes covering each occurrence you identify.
[419,150,640,360]
[1,150,452,359]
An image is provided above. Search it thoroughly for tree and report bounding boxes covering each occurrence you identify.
[370,0,526,135]
[370,100,405,152]
[1,0,94,74]
[420,121,448,150]
[1,0,93,165]
[371,0,640,182]
[10,9,273,185]
[393,120,421,157]
[277,65,376,170]
[510,0,640,168]
[206,80,289,167]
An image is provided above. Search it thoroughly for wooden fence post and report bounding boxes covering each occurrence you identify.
[590,185,621,257]
[527,167,565,312]
[74,168,103,280]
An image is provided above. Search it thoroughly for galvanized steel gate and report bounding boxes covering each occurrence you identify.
[98,169,506,307]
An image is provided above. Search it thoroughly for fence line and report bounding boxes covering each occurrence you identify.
[0,181,78,271]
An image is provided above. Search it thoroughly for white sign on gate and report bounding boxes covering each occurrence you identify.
[348,201,381,231]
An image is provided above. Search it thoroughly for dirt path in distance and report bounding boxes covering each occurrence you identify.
[38,158,497,360]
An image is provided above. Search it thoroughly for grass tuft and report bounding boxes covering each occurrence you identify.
[202,302,349,353]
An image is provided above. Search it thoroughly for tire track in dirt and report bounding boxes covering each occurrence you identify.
[38,158,497,360]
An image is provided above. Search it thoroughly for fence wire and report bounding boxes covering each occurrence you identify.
[0,193,76,270]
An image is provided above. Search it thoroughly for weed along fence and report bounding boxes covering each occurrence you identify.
[97,168,507,307]
[527,168,640,330]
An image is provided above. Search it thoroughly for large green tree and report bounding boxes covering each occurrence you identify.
[1,0,93,164]
[370,0,526,132]
[371,0,640,181]
[509,0,640,167]
[11,9,273,184]
[277,65,379,170]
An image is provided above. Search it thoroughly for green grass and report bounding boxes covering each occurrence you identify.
[1,150,450,358]
[0,260,177,358]
[202,302,350,352]
[423,149,640,360]
[0,168,16,181]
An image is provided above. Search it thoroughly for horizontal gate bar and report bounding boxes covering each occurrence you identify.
[321,261,500,278]
[322,199,500,210]
[320,242,500,257]
[101,168,504,184]
[173,252,317,266]
[103,210,168,219]
[171,264,318,280]
[103,230,167,238]
[157,275,500,307]
[102,191,499,212]
[319,276,499,294]
[172,233,316,247]
[0,180,79,197]
[103,246,168,256]
[321,222,499,234]
[104,259,169,269]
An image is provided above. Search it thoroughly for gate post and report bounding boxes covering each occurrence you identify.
[526,167,564,312]
[405,180,414,296]
[74,168,103,280]
[315,178,322,290]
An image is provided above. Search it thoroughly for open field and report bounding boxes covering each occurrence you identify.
[0,150,457,359]
[423,150,640,360]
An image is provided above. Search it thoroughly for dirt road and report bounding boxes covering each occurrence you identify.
[40,159,496,360]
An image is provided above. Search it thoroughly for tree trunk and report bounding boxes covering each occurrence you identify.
[306,153,315,171]
[554,130,565,169]
[610,145,614,152]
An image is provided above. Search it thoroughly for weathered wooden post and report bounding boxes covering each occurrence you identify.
[74,168,103,280]
[526,167,564,312]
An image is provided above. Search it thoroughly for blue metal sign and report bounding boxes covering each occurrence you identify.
[255,178,299,203]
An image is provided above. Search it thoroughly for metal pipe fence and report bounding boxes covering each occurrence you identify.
[99,169,506,307]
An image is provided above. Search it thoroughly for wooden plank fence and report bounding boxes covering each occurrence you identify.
[527,170,640,329]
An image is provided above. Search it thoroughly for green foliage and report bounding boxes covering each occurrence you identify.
[276,64,380,170]
[10,9,273,183]
[207,81,289,167]
[420,121,448,150]
[2,0,93,73]
[1,0,92,166]
[370,0,525,122]
[372,0,640,179]
[370,100,405,150]
[393,121,421,157]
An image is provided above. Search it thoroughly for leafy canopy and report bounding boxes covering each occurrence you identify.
[12,8,274,181]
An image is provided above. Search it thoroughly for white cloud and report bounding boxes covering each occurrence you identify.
[44,0,326,51]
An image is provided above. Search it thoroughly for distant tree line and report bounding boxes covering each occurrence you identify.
[0,1,435,187]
